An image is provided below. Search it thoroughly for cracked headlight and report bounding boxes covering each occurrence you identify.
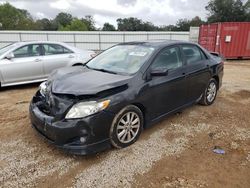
[39,81,47,97]
[65,100,110,119]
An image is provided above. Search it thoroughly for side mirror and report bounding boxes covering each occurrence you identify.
[150,68,168,76]
[5,52,14,60]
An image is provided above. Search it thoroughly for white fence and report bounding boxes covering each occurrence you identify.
[0,31,192,50]
[189,27,200,43]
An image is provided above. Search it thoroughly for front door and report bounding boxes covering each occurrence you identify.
[0,44,44,85]
[142,46,187,120]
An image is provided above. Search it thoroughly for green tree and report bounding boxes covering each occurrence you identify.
[54,12,73,28]
[158,16,204,31]
[102,23,116,31]
[0,3,36,30]
[141,21,158,31]
[206,0,248,22]
[59,19,87,31]
[81,15,96,31]
[189,16,204,27]
[175,19,191,31]
[35,18,57,31]
[117,17,142,31]
[158,25,177,31]
[244,0,250,21]
[117,17,158,31]
[174,16,204,31]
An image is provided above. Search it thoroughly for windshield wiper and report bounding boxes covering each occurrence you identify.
[97,69,117,74]
[87,66,117,75]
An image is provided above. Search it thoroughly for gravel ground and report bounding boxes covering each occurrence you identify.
[0,61,250,188]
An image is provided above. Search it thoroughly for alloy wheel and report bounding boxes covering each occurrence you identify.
[207,82,217,103]
[116,112,140,144]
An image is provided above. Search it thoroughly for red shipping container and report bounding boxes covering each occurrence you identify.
[199,22,250,59]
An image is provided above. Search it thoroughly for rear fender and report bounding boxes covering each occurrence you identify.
[0,69,4,86]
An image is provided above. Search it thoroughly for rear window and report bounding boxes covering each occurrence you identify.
[182,45,206,64]
[43,44,72,55]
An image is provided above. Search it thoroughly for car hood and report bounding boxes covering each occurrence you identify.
[51,66,132,96]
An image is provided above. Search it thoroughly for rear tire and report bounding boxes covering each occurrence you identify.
[110,105,143,149]
[199,78,218,106]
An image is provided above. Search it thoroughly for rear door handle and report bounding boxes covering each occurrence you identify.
[35,59,42,62]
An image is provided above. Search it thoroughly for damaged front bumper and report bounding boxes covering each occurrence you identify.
[29,95,115,155]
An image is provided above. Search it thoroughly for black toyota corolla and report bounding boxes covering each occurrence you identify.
[30,40,224,155]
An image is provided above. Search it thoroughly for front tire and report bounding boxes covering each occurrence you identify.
[110,105,143,149]
[199,78,218,105]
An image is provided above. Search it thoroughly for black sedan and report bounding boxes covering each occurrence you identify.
[30,40,224,155]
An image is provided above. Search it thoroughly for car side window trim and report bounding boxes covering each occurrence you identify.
[198,47,208,60]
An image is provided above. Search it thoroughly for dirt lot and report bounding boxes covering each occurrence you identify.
[0,61,250,188]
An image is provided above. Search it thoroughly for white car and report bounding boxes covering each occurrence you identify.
[0,41,95,87]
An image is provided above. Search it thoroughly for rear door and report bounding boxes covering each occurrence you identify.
[41,43,75,77]
[181,44,211,102]
[0,44,44,85]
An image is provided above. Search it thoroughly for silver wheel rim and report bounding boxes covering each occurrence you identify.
[207,82,217,103]
[116,112,140,144]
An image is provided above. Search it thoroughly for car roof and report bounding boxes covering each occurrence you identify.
[13,41,67,46]
[118,40,197,48]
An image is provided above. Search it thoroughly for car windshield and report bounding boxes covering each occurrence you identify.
[86,45,155,75]
[0,43,17,56]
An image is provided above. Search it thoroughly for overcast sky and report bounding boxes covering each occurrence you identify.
[0,0,211,28]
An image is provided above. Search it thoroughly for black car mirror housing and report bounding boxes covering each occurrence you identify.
[150,68,168,76]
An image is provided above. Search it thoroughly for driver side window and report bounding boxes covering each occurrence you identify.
[13,44,40,58]
[151,46,182,70]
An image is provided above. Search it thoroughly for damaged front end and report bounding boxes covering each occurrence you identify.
[29,81,116,155]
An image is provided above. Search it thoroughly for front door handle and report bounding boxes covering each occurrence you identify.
[68,55,75,58]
